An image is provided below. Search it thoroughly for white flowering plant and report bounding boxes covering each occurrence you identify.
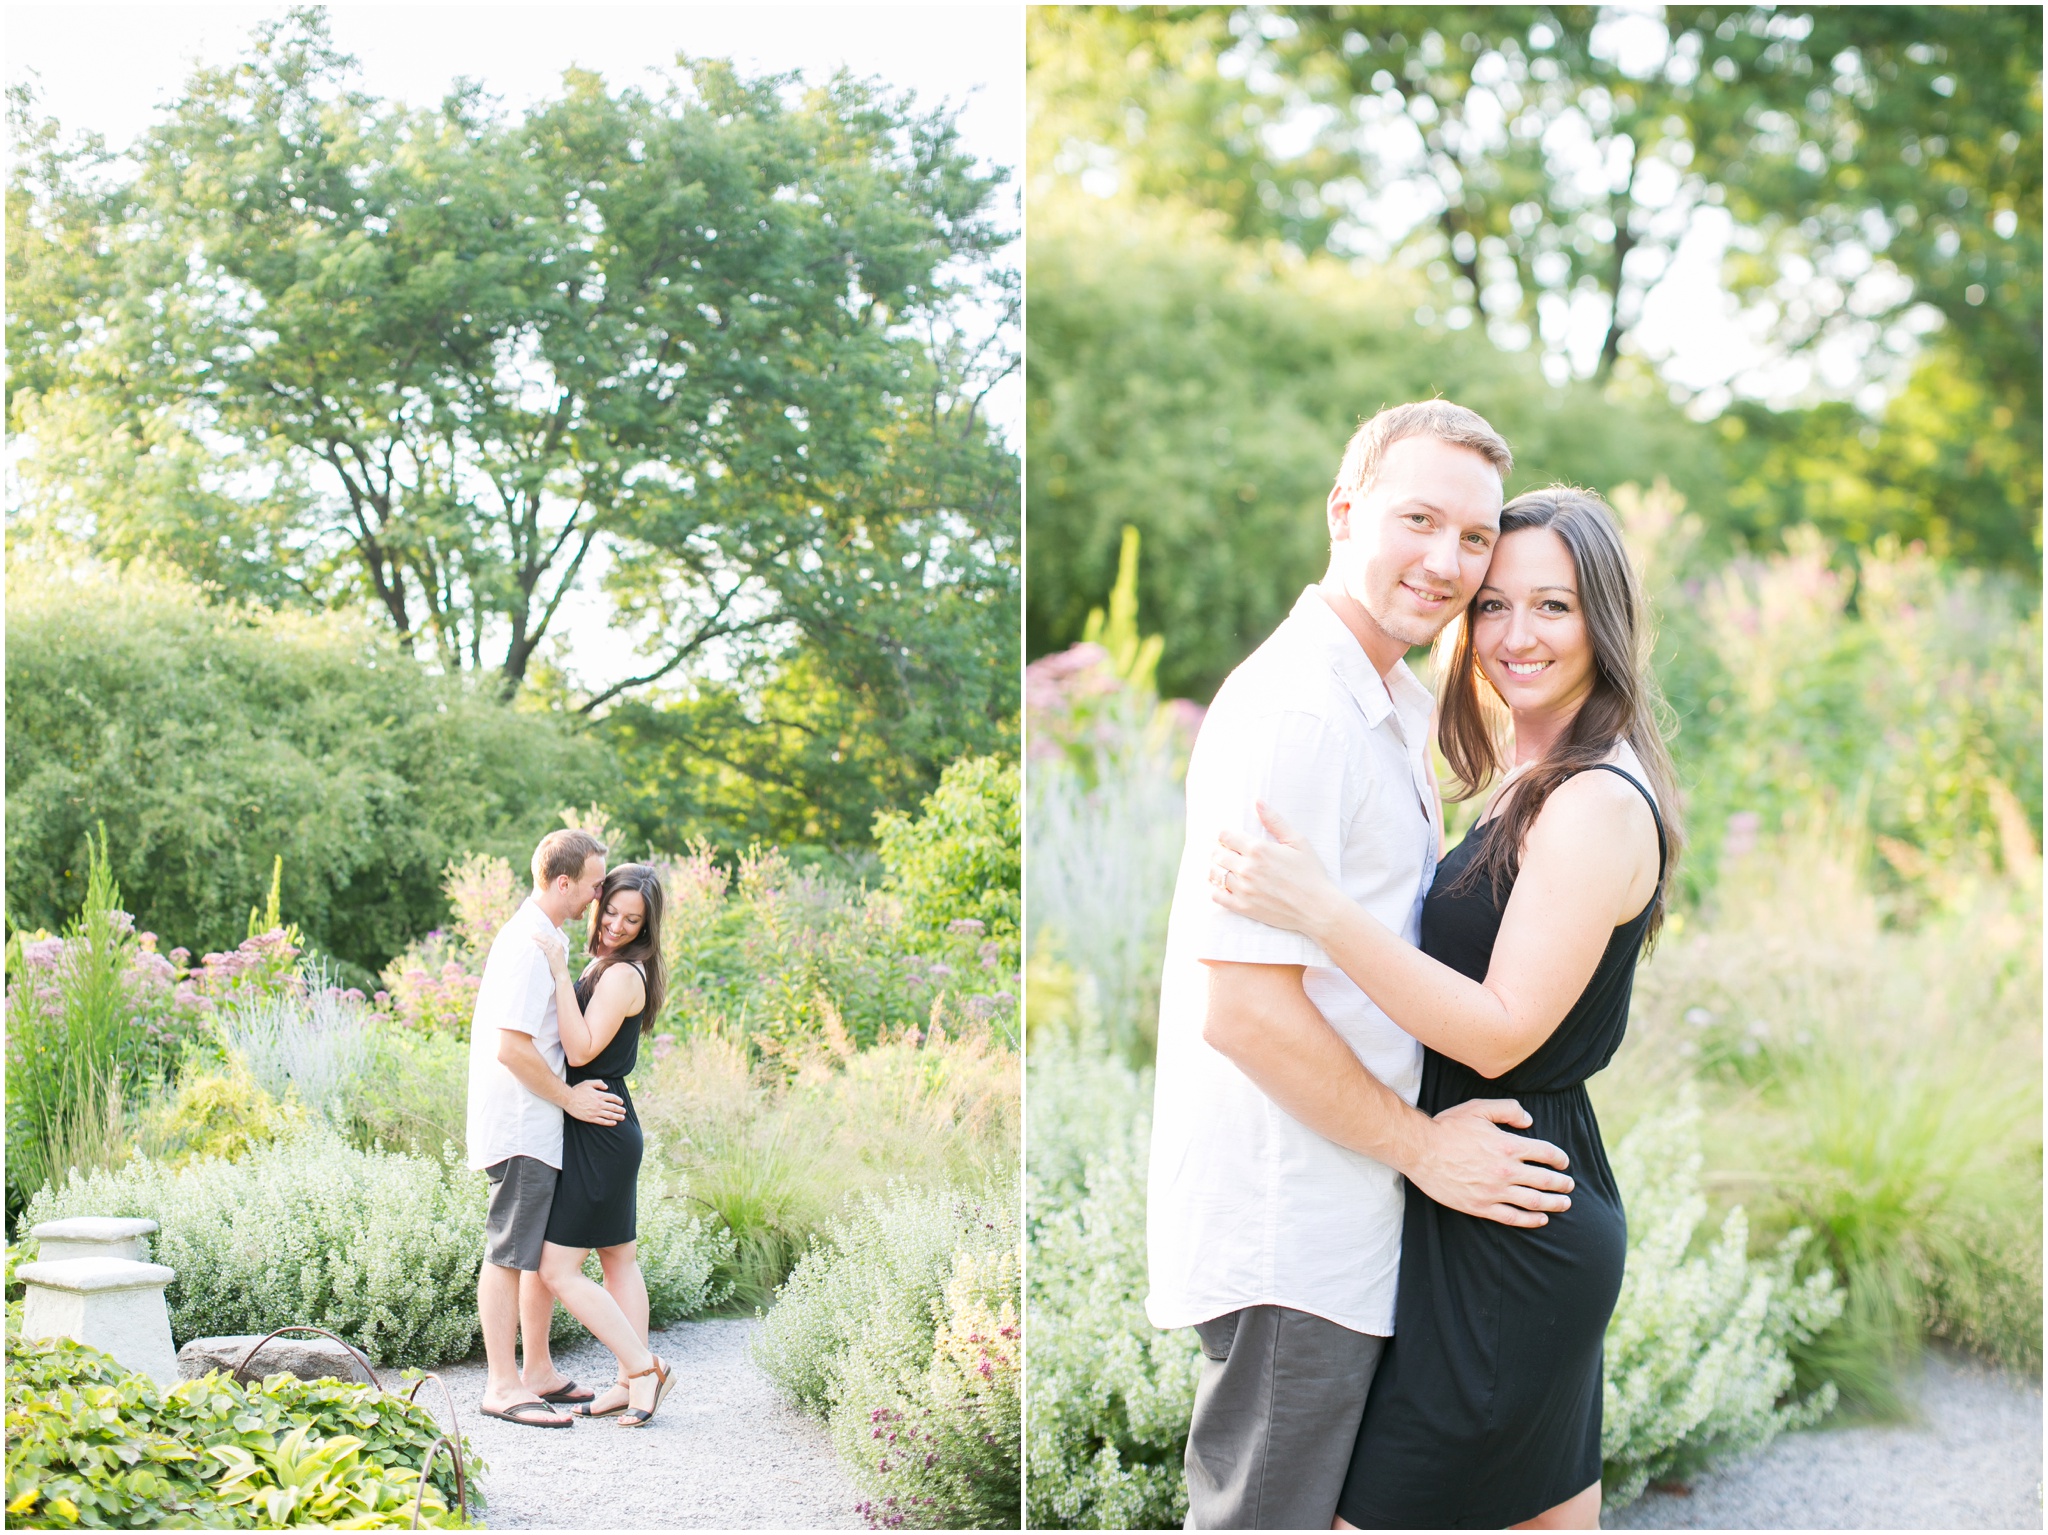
[21,1128,733,1367]
[1600,1095,1845,1505]
[1024,1043,1199,1532]
[755,1183,1020,1529]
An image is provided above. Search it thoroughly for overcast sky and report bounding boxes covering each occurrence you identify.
[8,3,1021,171]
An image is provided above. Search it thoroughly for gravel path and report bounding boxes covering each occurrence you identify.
[423,1318,864,1530]
[1607,1350,2043,1530]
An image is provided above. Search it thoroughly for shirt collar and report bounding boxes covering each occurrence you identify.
[1287,586,1434,735]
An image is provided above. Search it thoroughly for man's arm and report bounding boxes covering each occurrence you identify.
[1200,961,1573,1228]
[495,1030,625,1125]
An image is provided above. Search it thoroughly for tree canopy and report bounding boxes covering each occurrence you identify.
[9,10,1019,853]
[5,560,613,975]
[1030,5,2039,578]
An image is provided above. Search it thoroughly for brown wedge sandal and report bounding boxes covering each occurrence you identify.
[618,1355,673,1428]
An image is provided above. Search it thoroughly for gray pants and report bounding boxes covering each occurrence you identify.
[1183,1306,1386,1531]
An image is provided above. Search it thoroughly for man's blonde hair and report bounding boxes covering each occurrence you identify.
[532,828,607,890]
[1335,400,1513,494]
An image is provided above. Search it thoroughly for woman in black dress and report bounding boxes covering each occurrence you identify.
[533,863,673,1428]
[1211,487,1683,1529]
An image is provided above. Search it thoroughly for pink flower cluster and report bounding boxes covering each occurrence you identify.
[4,918,302,1059]
[387,959,481,1035]
[1025,641,1205,763]
[170,929,301,1014]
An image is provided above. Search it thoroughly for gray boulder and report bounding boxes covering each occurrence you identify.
[178,1333,376,1385]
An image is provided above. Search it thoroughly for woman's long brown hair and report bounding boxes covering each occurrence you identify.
[585,864,668,1034]
[1434,486,1685,943]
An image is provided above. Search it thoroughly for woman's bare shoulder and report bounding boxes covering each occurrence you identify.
[593,960,647,1001]
[1534,758,1658,854]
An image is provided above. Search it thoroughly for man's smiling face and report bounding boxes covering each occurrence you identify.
[1327,434,1504,652]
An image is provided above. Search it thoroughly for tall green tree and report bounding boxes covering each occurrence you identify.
[1030,6,2040,567]
[1026,194,1720,700]
[9,9,1016,695]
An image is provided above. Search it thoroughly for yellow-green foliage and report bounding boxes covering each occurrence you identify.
[637,1024,1018,1310]
[143,1057,306,1167]
[3,1336,479,1529]
[1598,823,2044,1400]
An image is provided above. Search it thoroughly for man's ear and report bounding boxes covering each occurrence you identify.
[1326,483,1353,543]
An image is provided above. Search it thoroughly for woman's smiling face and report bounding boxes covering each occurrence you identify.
[596,888,647,953]
[1471,527,1597,719]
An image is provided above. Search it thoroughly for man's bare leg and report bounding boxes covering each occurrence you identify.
[517,1268,572,1396]
[478,1262,568,1422]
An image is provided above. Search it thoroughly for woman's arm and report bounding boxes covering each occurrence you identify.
[1210,772,1657,1078]
[533,937,646,1068]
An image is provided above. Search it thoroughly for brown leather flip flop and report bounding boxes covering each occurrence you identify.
[482,1399,573,1429]
[538,1379,596,1404]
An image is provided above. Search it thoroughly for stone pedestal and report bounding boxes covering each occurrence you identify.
[30,1216,159,1263]
[179,1333,372,1385]
[17,1258,179,1386]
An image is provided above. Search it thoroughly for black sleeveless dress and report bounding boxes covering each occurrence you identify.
[1336,764,1667,1529]
[543,962,646,1251]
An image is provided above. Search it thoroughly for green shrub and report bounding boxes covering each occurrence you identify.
[4,559,614,975]
[21,1131,484,1368]
[875,756,1021,968]
[22,1129,733,1367]
[1025,1043,1199,1532]
[755,1182,1021,1528]
[1606,830,2044,1405]
[1599,1099,1844,1506]
[339,1025,470,1163]
[3,1336,480,1528]
[661,847,1015,1057]
[1023,746,1184,1065]
[1640,516,2043,901]
[835,1245,1020,1531]
[5,835,177,1216]
[640,1028,1019,1312]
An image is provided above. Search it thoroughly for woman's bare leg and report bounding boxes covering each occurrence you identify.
[1511,1482,1601,1530]
[537,1240,661,1414]
[582,1242,649,1414]
[598,1241,650,1344]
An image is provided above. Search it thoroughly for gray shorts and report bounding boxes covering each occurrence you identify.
[1183,1305,1386,1531]
[483,1156,558,1271]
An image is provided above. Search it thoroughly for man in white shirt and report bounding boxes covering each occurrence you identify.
[1147,401,1577,1527]
[466,827,625,1428]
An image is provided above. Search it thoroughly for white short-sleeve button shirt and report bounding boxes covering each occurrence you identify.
[1146,587,1441,1337]
[465,897,570,1172]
